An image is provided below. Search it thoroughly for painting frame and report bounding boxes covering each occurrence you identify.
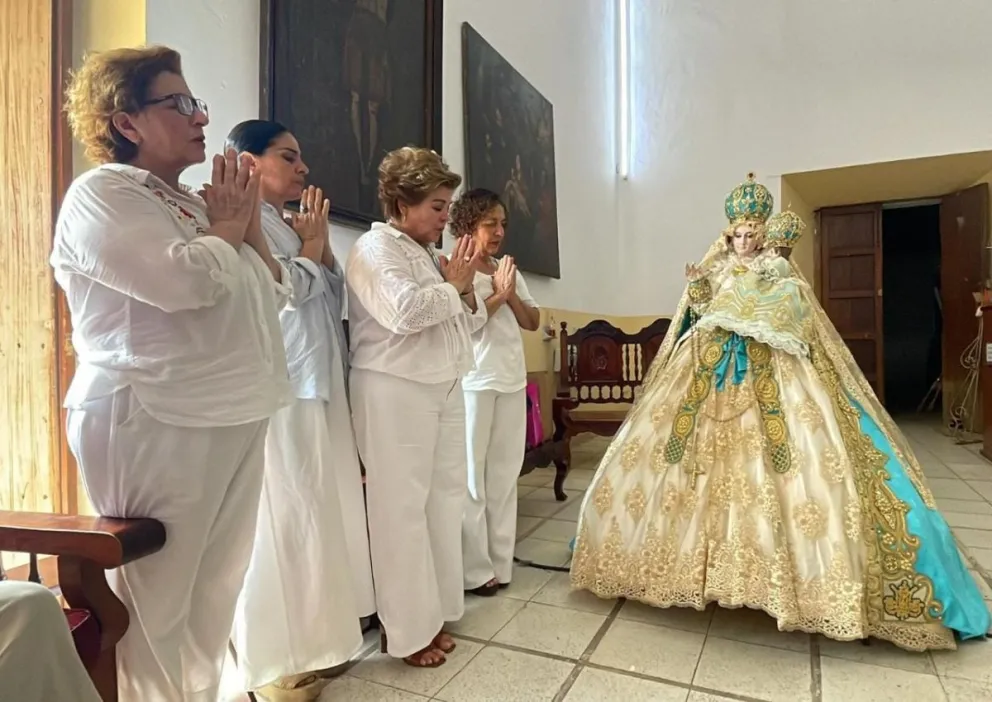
[461,22,561,279]
[259,0,444,228]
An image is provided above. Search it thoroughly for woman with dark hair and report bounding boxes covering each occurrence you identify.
[347,147,485,667]
[449,189,539,597]
[51,46,292,699]
[225,120,374,700]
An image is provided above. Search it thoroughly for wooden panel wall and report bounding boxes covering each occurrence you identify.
[0,0,60,557]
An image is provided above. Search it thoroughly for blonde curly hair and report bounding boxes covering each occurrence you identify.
[377,146,462,220]
[65,45,183,164]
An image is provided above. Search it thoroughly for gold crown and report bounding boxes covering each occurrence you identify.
[765,210,806,249]
[725,173,774,226]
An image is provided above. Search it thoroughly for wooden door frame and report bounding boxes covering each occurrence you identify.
[51,0,76,515]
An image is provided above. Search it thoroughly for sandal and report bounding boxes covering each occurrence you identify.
[380,631,447,668]
[466,578,500,597]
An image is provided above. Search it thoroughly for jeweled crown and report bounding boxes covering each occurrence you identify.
[765,210,806,249]
[724,173,774,226]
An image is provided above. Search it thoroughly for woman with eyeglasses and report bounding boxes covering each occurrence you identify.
[51,45,292,700]
[225,119,374,701]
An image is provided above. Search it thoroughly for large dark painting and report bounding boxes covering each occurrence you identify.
[261,0,443,226]
[462,24,560,279]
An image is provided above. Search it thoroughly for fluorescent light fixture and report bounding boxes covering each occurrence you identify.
[617,0,631,179]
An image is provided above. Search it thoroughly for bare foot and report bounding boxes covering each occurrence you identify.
[403,645,446,667]
[433,630,457,653]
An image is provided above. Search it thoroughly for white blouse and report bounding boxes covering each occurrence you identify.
[345,222,486,385]
[260,201,348,401]
[461,265,538,394]
[51,164,293,427]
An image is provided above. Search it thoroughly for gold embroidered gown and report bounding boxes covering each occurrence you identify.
[570,239,991,651]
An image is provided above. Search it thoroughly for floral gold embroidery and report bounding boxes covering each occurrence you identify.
[793,499,828,540]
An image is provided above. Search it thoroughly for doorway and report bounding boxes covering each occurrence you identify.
[880,203,941,415]
[816,183,988,429]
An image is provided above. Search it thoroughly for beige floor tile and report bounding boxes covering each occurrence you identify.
[819,656,945,702]
[970,548,992,572]
[530,518,579,543]
[942,675,992,701]
[932,638,992,684]
[519,470,554,487]
[448,595,527,640]
[563,470,597,491]
[564,667,689,701]
[590,619,704,684]
[944,511,992,530]
[319,676,429,701]
[516,485,541,499]
[953,527,992,549]
[434,646,574,702]
[816,636,934,675]
[349,638,484,697]
[692,637,810,702]
[525,486,584,503]
[968,480,992,502]
[514,537,573,567]
[708,606,809,653]
[922,462,959,479]
[928,478,984,501]
[553,499,583,522]
[493,601,606,658]
[936,498,992,515]
[533,573,617,615]
[497,565,555,601]
[617,600,714,634]
[948,463,992,481]
[516,516,544,539]
[686,693,738,702]
[970,570,992,601]
[519,497,571,518]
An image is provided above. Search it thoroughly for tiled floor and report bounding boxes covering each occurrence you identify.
[224,419,992,701]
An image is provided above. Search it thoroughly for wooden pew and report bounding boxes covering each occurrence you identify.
[0,511,166,701]
[551,318,671,500]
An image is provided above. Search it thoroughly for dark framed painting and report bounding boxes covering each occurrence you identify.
[260,0,443,227]
[462,23,560,279]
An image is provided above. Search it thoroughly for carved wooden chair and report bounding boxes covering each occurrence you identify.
[551,318,671,499]
[0,511,166,701]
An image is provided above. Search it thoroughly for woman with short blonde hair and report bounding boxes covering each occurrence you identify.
[346,146,485,668]
[52,45,291,699]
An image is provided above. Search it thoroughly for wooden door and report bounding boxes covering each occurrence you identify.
[818,204,885,402]
[939,183,989,431]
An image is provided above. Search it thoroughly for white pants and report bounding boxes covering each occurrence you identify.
[325,363,376,618]
[67,386,267,702]
[232,399,363,690]
[350,369,467,658]
[462,389,527,589]
[0,581,102,702]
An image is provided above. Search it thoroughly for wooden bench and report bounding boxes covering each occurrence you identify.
[0,511,166,701]
[550,318,671,499]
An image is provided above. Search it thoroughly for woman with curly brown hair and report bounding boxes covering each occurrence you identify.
[346,146,485,668]
[449,189,539,598]
[50,46,292,699]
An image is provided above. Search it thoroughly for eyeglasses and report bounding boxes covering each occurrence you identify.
[143,93,208,117]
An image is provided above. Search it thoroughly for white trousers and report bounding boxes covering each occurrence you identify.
[350,369,467,658]
[462,389,527,589]
[67,386,267,702]
[232,399,363,690]
[0,581,102,702]
[325,362,376,618]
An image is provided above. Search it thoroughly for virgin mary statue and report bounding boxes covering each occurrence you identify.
[570,174,990,651]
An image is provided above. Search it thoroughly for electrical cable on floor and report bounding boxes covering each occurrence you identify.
[512,536,575,573]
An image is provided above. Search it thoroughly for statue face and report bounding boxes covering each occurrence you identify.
[732,224,759,256]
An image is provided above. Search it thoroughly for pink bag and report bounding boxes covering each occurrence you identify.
[525,380,544,449]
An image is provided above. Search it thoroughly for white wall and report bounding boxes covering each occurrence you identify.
[623,0,992,316]
[146,0,619,313]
